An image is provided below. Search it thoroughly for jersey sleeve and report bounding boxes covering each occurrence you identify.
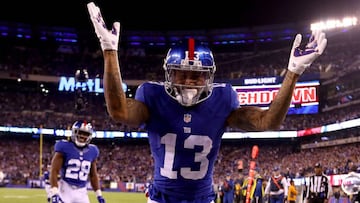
[54,140,66,153]
[92,145,100,158]
[229,84,240,110]
[135,83,146,103]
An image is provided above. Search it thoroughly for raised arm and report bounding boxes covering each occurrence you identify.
[87,2,149,127]
[227,30,327,131]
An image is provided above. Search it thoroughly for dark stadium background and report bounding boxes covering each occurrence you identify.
[0,0,358,30]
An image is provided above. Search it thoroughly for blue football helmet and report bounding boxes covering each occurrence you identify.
[163,38,216,106]
[71,121,93,147]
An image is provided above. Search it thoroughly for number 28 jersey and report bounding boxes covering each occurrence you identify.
[54,140,99,188]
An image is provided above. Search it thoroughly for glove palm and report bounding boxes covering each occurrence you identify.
[287,30,327,75]
[87,2,120,51]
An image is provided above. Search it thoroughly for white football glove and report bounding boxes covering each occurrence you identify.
[87,2,120,51]
[287,29,327,75]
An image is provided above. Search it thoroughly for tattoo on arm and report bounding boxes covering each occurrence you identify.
[227,71,299,131]
[264,71,298,128]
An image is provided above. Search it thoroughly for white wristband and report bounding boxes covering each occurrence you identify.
[100,40,118,51]
[96,189,102,197]
[50,187,59,196]
[288,63,309,75]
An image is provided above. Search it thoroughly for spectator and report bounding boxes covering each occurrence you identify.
[287,179,298,203]
[265,166,288,203]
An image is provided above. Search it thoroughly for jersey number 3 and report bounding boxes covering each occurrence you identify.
[160,133,212,180]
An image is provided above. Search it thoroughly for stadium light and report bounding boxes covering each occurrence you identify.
[310,17,358,31]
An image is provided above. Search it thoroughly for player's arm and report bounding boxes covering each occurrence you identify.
[49,152,63,202]
[227,30,327,131]
[50,152,63,188]
[103,51,149,127]
[89,159,101,192]
[89,159,105,203]
[87,2,149,128]
[227,72,297,131]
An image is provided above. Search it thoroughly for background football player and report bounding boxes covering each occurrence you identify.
[49,121,105,203]
[43,164,52,202]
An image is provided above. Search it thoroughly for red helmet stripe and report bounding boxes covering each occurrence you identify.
[188,38,195,60]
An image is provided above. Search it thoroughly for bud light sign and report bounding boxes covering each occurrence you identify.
[58,77,127,93]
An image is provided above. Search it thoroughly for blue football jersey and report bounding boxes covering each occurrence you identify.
[135,82,239,199]
[54,140,99,188]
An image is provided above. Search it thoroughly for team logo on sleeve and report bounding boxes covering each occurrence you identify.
[183,114,192,123]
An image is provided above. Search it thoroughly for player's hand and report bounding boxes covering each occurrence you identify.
[87,2,120,51]
[287,29,327,75]
[50,187,62,203]
[51,194,62,203]
[97,195,106,203]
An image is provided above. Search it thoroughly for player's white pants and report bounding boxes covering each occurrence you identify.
[45,183,52,199]
[59,179,90,203]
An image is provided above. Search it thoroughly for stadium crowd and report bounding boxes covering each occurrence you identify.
[1,29,360,81]
[0,22,359,198]
[0,127,359,187]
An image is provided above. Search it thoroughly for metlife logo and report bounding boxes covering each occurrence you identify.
[58,77,127,93]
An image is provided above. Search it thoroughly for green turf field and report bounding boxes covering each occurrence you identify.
[0,188,146,203]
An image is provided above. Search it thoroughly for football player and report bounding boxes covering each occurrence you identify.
[43,164,52,202]
[87,2,327,203]
[49,121,105,203]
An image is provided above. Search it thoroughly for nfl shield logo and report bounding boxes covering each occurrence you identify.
[183,114,192,123]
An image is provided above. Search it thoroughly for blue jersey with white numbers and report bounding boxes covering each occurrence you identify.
[54,140,99,188]
[135,82,239,199]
